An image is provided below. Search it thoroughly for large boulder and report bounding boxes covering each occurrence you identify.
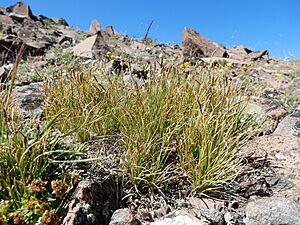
[182,27,226,59]
[245,197,300,225]
[72,31,111,59]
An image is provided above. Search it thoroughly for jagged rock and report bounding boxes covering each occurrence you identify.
[51,17,69,26]
[226,45,251,61]
[87,19,101,35]
[6,2,36,22]
[102,25,120,43]
[62,177,120,225]
[227,45,268,61]
[109,208,141,225]
[248,50,269,61]
[103,25,115,36]
[245,197,300,225]
[182,27,226,59]
[72,31,111,59]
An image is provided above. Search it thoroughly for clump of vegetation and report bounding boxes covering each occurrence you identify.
[44,63,260,193]
[0,51,86,224]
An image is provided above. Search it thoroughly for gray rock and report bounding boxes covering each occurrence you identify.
[109,208,140,225]
[11,82,44,117]
[51,17,68,26]
[224,212,245,225]
[245,197,300,225]
[149,209,209,225]
[123,74,146,88]
[274,110,300,136]
[194,208,225,225]
[62,177,121,225]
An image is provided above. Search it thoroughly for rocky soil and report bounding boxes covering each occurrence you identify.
[1,2,300,225]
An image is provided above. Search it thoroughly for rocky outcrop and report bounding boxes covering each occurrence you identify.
[6,1,37,22]
[227,45,268,61]
[182,27,268,62]
[182,27,227,59]
[0,2,84,64]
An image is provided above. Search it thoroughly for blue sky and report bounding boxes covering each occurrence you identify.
[2,0,300,58]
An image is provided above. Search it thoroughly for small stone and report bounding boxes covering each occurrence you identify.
[51,17,68,26]
[224,212,245,225]
[290,109,300,118]
[109,208,140,225]
[194,208,225,225]
[150,210,208,225]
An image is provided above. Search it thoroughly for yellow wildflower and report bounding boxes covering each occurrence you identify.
[8,34,17,38]
[226,62,233,67]
[274,73,283,77]
[180,61,191,70]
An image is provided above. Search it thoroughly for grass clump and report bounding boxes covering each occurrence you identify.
[44,64,260,193]
[0,54,86,224]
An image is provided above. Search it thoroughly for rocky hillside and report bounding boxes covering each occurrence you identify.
[1,2,300,225]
